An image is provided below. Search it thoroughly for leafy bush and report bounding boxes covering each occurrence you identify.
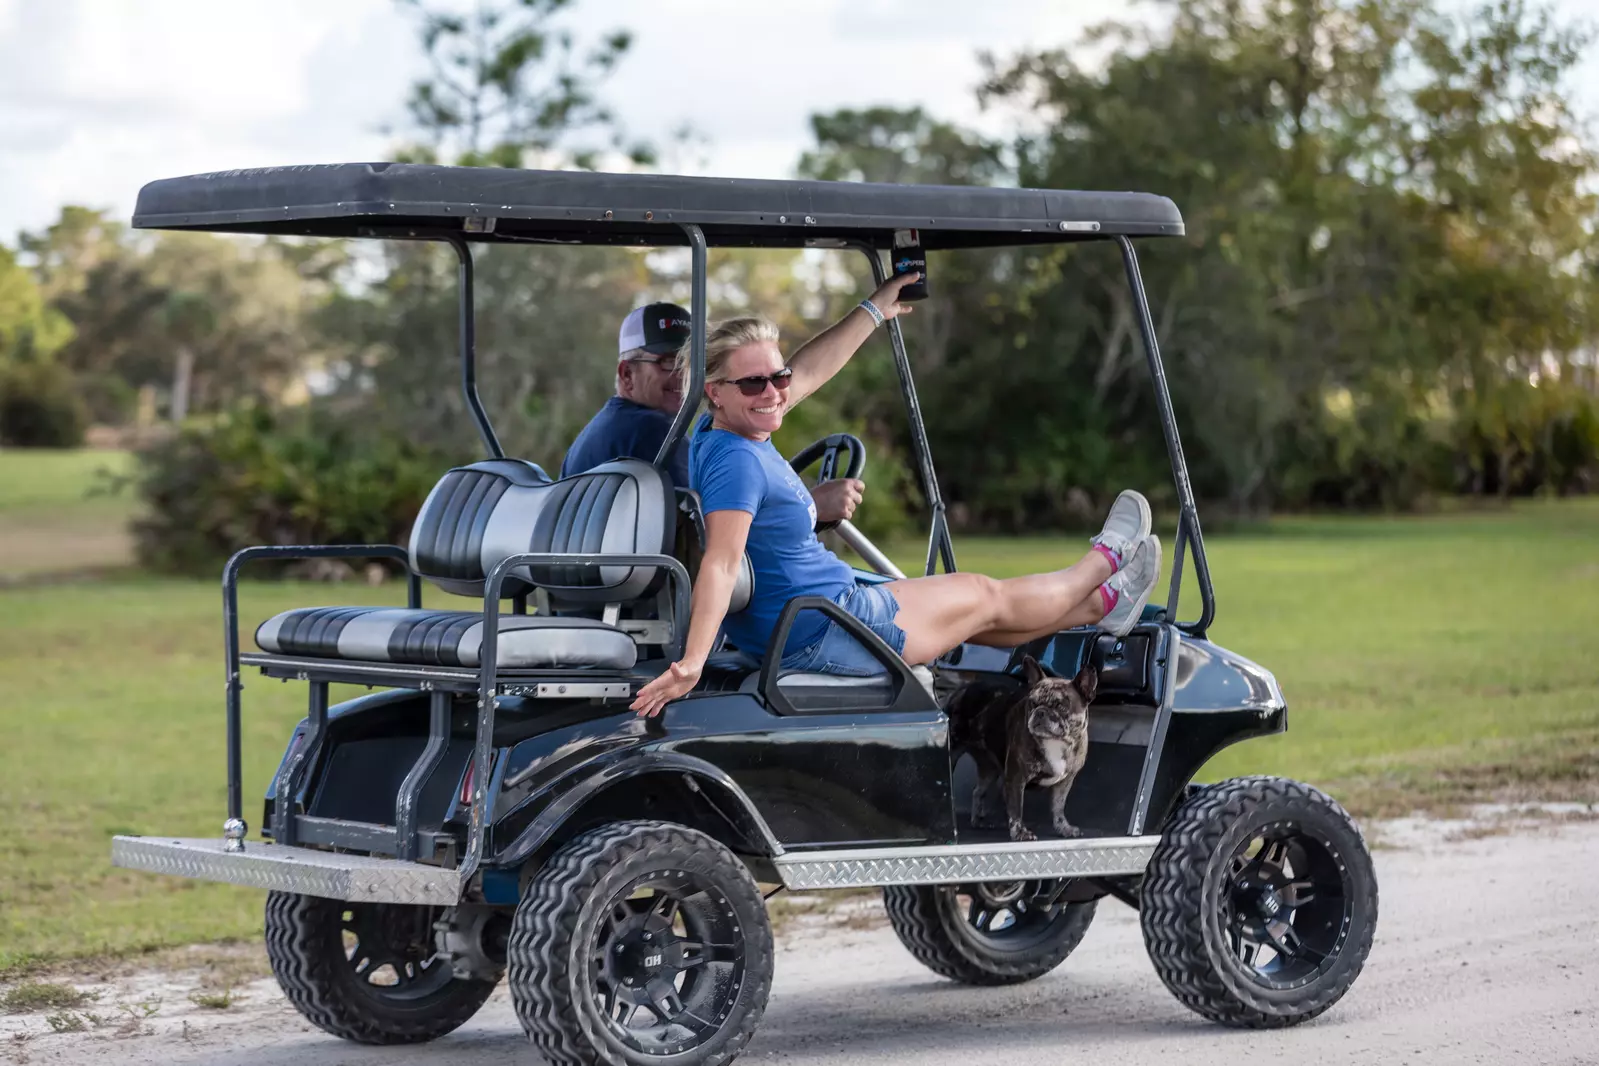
[129,404,454,576]
[1453,382,1599,497]
[0,360,88,448]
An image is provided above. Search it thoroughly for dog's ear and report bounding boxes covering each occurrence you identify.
[1073,663,1098,704]
[1021,654,1046,686]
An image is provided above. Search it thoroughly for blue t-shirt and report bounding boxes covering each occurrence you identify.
[561,396,690,487]
[690,426,856,657]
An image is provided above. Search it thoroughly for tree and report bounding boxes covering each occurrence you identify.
[323,0,670,469]
[19,208,336,424]
[0,244,72,364]
[967,0,1599,513]
[396,0,651,168]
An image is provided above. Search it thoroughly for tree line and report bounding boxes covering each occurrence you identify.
[0,0,1593,566]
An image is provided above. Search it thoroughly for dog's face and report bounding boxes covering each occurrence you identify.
[1019,655,1097,739]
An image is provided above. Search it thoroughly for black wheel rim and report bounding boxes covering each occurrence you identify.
[588,870,746,1057]
[944,880,1082,953]
[340,903,453,1002]
[1220,820,1353,990]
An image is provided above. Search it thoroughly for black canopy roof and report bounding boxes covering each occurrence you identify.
[131,163,1183,249]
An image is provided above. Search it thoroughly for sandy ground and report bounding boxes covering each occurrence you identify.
[5,814,1598,1066]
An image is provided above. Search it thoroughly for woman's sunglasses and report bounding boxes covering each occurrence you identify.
[718,367,794,397]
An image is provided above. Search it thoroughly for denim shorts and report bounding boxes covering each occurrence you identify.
[779,583,908,677]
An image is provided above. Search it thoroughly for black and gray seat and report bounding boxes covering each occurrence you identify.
[256,458,676,672]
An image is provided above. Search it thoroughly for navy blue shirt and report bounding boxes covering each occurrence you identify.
[691,426,855,656]
[561,396,690,486]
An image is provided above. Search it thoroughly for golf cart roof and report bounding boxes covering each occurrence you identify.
[131,163,1183,249]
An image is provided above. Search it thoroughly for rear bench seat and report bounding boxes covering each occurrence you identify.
[256,458,675,672]
[254,455,905,699]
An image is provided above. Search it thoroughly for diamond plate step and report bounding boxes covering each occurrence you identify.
[111,836,461,904]
[773,835,1161,890]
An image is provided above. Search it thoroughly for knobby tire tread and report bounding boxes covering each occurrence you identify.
[1139,775,1378,1029]
[508,819,773,1066]
[264,890,495,1045]
[882,884,1096,986]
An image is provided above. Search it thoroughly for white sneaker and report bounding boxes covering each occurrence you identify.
[1099,534,1161,637]
[1091,490,1152,569]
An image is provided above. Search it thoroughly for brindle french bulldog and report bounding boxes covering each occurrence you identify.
[947,655,1096,842]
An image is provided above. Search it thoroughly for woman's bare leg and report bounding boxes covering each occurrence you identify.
[885,551,1113,665]
[965,593,1107,648]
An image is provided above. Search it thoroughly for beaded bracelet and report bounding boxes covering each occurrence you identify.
[858,298,886,327]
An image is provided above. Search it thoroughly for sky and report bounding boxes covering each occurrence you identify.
[1,0,1597,244]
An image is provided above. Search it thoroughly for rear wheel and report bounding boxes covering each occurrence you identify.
[508,820,773,1066]
[1140,776,1378,1028]
[264,892,496,1044]
[883,881,1097,985]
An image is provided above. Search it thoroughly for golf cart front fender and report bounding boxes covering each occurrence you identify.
[491,748,783,870]
[1140,637,1289,830]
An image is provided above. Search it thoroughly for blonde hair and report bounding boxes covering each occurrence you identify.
[682,316,782,395]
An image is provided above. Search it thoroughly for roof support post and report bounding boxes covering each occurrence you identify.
[854,243,956,576]
[1115,236,1214,633]
[445,236,505,459]
[657,223,707,473]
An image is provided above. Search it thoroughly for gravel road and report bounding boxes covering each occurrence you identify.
[6,816,1597,1066]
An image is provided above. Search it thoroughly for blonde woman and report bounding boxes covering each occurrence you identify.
[632,273,1161,717]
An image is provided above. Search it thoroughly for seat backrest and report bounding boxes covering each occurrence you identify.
[675,489,754,613]
[409,458,675,604]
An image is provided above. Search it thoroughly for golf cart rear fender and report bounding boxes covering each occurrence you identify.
[491,750,783,871]
[262,688,432,823]
[1141,638,1288,830]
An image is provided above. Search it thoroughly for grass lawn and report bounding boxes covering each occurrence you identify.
[0,448,1595,974]
[0,448,137,579]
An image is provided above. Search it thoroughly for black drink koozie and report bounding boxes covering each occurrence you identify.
[891,228,929,300]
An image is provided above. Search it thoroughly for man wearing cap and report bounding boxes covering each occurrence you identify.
[562,302,696,485]
[562,303,864,525]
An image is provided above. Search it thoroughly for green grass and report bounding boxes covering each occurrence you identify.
[0,450,1595,974]
[0,449,133,512]
[0,448,137,579]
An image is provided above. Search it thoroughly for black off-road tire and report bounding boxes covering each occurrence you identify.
[264,891,497,1044]
[1141,776,1378,1028]
[508,820,773,1066]
[883,883,1097,986]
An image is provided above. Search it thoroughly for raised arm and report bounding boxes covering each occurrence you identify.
[630,508,753,717]
[786,272,922,405]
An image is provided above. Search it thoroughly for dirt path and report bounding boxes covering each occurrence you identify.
[6,817,1597,1066]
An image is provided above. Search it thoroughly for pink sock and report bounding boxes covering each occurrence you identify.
[1092,542,1122,573]
[1098,583,1119,615]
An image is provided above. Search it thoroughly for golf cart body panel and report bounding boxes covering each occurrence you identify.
[131,163,1183,247]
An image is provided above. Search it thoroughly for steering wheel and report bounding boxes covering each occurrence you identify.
[788,433,867,533]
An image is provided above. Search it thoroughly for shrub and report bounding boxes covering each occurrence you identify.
[129,404,455,576]
[0,360,89,448]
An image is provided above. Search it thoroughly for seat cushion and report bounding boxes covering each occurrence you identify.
[256,607,637,670]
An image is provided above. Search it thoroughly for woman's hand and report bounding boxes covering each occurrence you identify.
[631,659,703,718]
[810,477,865,524]
[866,272,921,321]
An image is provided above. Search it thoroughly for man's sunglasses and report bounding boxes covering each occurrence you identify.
[629,354,681,371]
[717,367,794,397]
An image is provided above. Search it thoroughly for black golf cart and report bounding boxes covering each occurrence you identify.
[112,164,1377,1064]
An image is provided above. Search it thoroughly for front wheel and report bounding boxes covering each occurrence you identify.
[508,820,773,1066]
[883,881,1097,985]
[1140,776,1378,1028]
[264,892,496,1044]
